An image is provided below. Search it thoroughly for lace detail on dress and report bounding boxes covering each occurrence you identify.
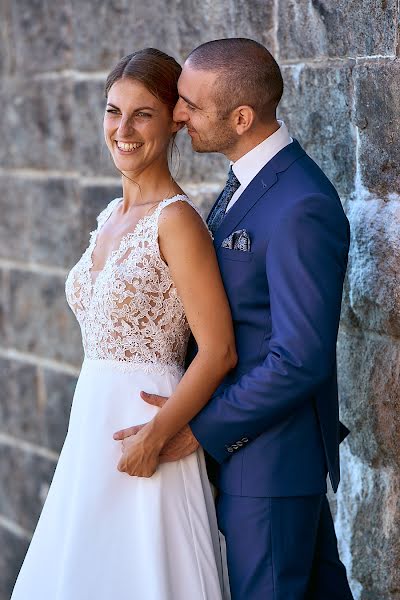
[65,194,203,376]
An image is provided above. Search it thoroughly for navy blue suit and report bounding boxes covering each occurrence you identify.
[189,140,354,599]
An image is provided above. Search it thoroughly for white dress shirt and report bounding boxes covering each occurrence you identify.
[226,120,292,212]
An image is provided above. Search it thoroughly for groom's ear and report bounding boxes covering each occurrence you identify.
[233,105,255,136]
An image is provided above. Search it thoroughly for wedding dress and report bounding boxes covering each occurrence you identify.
[11,195,226,600]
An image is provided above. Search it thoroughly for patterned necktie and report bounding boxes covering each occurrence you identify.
[208,166,240,235]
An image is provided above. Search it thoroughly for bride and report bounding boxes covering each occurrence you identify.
[11,48,236,600]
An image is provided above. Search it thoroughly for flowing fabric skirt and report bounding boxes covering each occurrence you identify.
[11,359,227,600]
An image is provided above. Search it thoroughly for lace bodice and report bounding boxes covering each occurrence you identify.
[65,195,199,376]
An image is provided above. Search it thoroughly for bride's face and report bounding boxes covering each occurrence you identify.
[104,78,179,174]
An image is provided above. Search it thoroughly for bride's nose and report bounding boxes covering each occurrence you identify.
[117,114,137,138]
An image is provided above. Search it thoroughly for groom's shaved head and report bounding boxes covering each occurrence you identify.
[187,38,283,122]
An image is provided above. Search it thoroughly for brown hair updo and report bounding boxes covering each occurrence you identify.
[105,48,182,117]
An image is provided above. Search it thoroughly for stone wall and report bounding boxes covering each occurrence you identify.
[0,1,399,598]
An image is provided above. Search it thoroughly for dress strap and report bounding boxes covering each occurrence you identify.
[153,194,211,234]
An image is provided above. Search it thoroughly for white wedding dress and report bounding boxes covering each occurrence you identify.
[11,195,227,600]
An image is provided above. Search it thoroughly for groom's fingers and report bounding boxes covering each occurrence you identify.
[113,425,142,440]
[140,391,168,407]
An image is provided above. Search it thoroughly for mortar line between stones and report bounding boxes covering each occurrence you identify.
[0,432,59,462]
[0,167,121,186]
[280,54,396,67]
[0,258,69,277]
[32,69,110,82]
[0,515,32,541]
[0,347,80,377]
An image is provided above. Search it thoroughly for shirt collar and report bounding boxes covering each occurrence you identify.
[231,120,292,189]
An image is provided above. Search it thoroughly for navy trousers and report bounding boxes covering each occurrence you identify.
[217,493,354,600]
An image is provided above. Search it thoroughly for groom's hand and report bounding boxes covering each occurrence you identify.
[140,391,200,461]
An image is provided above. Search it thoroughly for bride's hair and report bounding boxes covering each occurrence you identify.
[105,48,182,117]
[105,48,182,176]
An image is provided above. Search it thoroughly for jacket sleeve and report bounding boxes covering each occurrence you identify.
[190,194,350,463]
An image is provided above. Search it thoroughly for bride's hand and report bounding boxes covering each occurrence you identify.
[116,423,163,478]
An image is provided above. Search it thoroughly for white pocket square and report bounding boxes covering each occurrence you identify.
[221,229,251,252]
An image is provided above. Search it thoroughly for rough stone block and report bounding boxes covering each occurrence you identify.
[354,60,400,197]
[0,178,31,262]
[0,2,14,77]
[337,331,400,468]
[0,78,74,170]
[71,0,180,71]
[30,179,86,269]
[0,176,88,268]
[344,199,400,337]
[0,444,56,532]
[0,271,7,344]
[0,359,75,453]
[10,0,72,73]
[5,270,83,366]
[175,0,276,58]
[334,444,400,599]
[278,0,398,60]
[279,63,356,198]
[71,0,276,72]
[0,526,29,600]
[336,331,400,596]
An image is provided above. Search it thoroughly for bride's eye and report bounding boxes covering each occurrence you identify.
[136,112,151,118]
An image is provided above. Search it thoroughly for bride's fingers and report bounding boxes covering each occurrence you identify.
[113,425,142,440]
[140,391,168,407]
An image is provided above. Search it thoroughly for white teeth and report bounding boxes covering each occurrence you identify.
[116,141,143,151]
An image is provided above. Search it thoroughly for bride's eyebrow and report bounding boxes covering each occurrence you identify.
[106,103,156,112]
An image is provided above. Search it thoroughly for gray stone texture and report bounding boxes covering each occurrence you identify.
[9,0,73,74]
[0,527,29,600]
[0,444,57,532]
[0,358,75,453]
[337,332,400,597]
[0,77,74,170]
[278,62,356,197]
[4,270,83,365]
[354,60,400,197]
[0,0,399,598]
[344,199,400,338]
[278,0,398,60]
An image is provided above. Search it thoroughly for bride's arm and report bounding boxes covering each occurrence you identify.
[116,200,237,477]
[152,199,237,441]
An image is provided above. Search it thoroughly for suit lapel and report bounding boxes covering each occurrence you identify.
[213,166,277,248]
[211,139,306,248]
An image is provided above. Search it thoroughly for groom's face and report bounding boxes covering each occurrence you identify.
[174,64,237,155]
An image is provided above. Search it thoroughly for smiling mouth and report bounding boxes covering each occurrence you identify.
[115,141,144,153]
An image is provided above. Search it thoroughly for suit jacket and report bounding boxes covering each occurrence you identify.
[189,140,350,497]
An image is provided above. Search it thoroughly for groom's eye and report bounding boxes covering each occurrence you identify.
[187,104,196,112]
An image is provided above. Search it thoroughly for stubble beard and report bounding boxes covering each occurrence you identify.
[190,123,237,156]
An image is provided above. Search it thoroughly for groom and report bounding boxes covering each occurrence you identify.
[117,39,354,599]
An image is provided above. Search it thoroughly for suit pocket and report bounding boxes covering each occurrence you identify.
[218,247,254,262]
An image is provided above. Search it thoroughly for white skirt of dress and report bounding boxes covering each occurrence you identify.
[11,358,228,600]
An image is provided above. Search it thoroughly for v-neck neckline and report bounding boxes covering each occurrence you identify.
[88,194,187,285]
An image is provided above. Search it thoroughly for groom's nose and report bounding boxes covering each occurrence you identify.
[173,98,189,123]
